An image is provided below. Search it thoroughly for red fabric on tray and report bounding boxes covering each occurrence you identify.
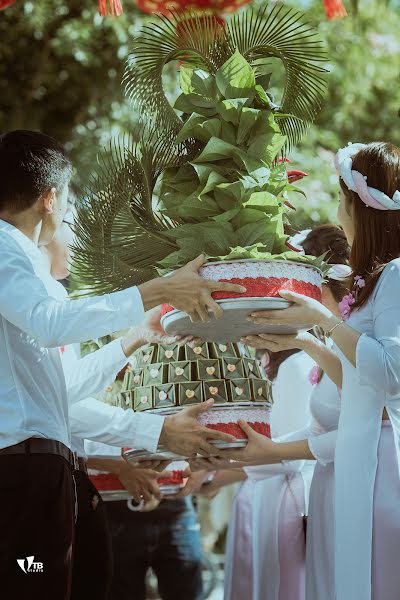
[158,470,184,485]
[89,472,125,491]
[161,277,321,315]
[206,421,271,439]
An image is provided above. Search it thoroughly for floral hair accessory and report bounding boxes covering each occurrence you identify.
[335,143,400,211]
[338,274,365,320]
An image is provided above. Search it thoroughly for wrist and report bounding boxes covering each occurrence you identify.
[121,329,146,357]
[138,278,170,311]
[159,415,172,447]
[320,313,340,334]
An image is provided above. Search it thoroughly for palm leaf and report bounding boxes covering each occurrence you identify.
[72,129,185,294]
[124,5,327,150]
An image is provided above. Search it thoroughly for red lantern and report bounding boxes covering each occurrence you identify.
[323,0,347,20]
[134,0,251,17]
[98,0,123,15]
[0,0,16,9]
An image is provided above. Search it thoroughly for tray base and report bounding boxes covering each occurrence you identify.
[161,297,313,342]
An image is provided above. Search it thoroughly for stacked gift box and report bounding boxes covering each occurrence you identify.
[118,342,272,412]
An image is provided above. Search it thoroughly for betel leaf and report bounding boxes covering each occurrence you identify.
[235,221,275,249]
[175,114,207,143]
[180,66,216,99]
[193,137,236,163]
[213,181,245,210]
[165,222,236,258]
[211,207,242,222]
[216,98,248,125]
[237,108,261,145]
[174,93,216,117]
[216,50,256,101]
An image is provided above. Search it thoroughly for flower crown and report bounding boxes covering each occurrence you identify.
[335,143,400,211]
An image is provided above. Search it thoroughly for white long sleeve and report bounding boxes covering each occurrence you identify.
[69,398,164,452]
[63,339,128,405]
[0,233,145,347]
[355,259,400,396]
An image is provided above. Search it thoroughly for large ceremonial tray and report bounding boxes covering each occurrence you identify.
[119,341,272,462]
[161,260,322,342]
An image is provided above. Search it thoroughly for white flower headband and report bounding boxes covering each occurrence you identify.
[335,143,400,211]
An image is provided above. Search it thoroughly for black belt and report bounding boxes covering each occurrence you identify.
[0,438,79,470]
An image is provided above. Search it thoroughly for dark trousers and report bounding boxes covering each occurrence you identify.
[71,470,113,600]
[0,453,74,600]
[106,498,203,600]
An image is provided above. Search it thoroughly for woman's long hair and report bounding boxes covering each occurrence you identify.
[266,224,350,380]
[340,142,400,308]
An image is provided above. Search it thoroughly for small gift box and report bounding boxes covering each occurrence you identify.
[143,363,166,386]
[203,379,228,404]
[228,378,252,402]
[154,384,176,409]
[210,342,238,359]
[134,387,153,411]
[243,359,261,379]
[157,344,182,363]
[185,343,209,361]
[196,359,221,381]
[119,392,132,410]
[168,361,192,383]
[222,357,245,379]
[136,346,155,368]
[251,379,272,403]
[178,381,203,406]
[122,368,143,390]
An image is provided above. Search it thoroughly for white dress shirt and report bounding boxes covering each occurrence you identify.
[59,344,164,456]
[0,219,145,450]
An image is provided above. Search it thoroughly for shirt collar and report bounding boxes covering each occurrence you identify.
[0,218,45,264]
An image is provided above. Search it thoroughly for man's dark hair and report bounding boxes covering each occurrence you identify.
[0,130,73,213]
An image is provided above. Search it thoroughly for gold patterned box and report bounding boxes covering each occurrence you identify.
[143,363,166,386]
[137,346,155,368]
[196,359,221,381]
[168,361,192,383]
[134,387,153,411]
[178,381,203,406]
[251,379,272,403]
[154,384,176,408]
[203,379,228,404]
[222,357,245,379]
[243,358,261,379]
[227,378,252,402]
[210,342,238,359]
[185,343,209,361]
[122,368,143,391]
[157,344,182,363]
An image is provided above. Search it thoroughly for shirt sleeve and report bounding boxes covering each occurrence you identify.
[69,397,164,452]
[63,339,128,405]
[0,237,145,347]
[355,259,400,396]
[308,430,337,466]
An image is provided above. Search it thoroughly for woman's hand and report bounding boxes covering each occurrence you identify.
[248,290,336,332]
[241,330,314,352]
[117,462,162,503]
[213,421,281,466]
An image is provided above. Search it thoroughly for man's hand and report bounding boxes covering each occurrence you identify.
[138,255,246,323]
[167,255,246,322]
[117,462,162,503]
[159,399,235,457]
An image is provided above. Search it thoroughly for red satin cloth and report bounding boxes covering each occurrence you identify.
[161,276,321,315]
[158,470,184,485]
[206,421,271,439]
[89,473,124,491]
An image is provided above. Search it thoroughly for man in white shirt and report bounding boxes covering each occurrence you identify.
[0,130,244,599]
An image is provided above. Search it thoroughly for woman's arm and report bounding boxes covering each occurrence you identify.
[242,331,343,387]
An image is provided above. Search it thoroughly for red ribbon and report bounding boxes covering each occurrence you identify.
[89,473,125,491]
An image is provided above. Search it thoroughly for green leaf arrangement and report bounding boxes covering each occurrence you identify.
[73,4,328,295]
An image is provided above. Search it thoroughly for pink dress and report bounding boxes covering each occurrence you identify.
[229,351,315,600]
